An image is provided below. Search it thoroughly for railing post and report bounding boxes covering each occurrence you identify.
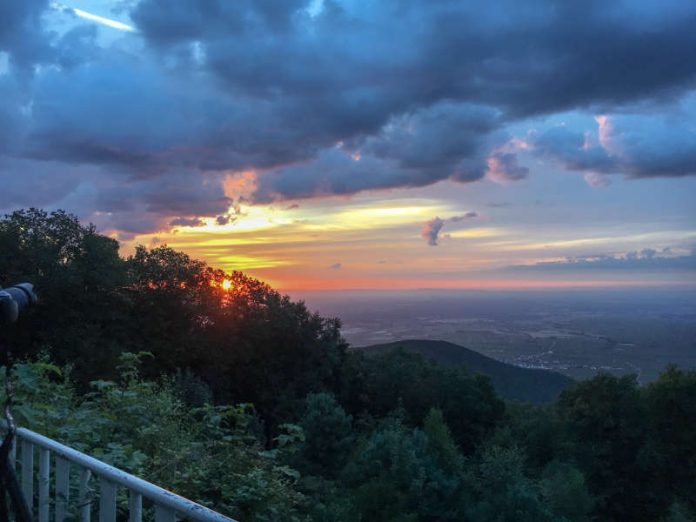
[39,447,51,522]
[21,440,34,511]
[55,456,70,522]
[99,477,117,522]
[79,468,92,522]
[129,491,143,522]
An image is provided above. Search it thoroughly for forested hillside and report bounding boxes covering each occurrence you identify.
[1,209,694,522]
[359,340,574,403]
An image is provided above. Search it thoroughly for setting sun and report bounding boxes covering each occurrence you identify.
[221,279,232,291]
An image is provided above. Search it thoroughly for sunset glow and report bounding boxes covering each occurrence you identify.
[1,0,694,292]
[122,174,695,291]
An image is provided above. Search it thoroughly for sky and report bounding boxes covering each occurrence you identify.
[0,0,695,290]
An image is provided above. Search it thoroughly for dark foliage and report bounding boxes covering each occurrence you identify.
[359,339,574,403]
[338,348,504,453]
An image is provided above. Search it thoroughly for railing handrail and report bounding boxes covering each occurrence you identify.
[3,422,237,522]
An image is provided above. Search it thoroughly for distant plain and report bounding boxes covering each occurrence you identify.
[298,288,696,382]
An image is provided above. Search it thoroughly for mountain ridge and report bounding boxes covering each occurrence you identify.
[356,339,574,403]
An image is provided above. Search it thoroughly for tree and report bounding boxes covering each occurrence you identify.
[541,461,594,522]
[467,445,552,522]
[125,244,349,435]
[489,402,566,471]
[423,408,463,473]
[125,245,217,372]
[296,393,354,477]
[664,502,695,522]
[343,415,465,522]
[557,373,653,521]
[0,209,129,381]
[339,349,504,453]
[644,367,696,513]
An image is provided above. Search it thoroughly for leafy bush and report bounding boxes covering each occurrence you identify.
[3,354,307,521]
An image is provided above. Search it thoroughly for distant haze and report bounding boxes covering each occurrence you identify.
[296,288,696,383]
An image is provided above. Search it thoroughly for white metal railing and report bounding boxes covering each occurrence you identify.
[4,424,237,522]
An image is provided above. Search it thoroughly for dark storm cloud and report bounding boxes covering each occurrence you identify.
[0,158,87,209]
[534,126,618,172]
[362,103,499,182]
[143,178,230,216]
[1,0,696,234]
[487,152,530,182]
[102,212,164,240]
[0,0,52,67]
[133,0,696,116]
[90,171,231,229]
[534,114,696,179]
[131,0,307,44]
[55,25,101,69]
[254,103,499,201]
[170,217,205,227]
[0,78,26,153]
[21,51,339,175]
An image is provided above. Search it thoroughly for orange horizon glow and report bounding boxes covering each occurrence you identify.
[113,181,695,293]
[274,278,693,293]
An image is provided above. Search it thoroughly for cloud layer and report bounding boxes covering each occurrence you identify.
[422,212,478,246]
[1,0,696,234]
[533,112,696,180]
[510,249,696,271]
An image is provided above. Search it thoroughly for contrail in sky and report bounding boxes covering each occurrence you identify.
[51,2,136,32]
